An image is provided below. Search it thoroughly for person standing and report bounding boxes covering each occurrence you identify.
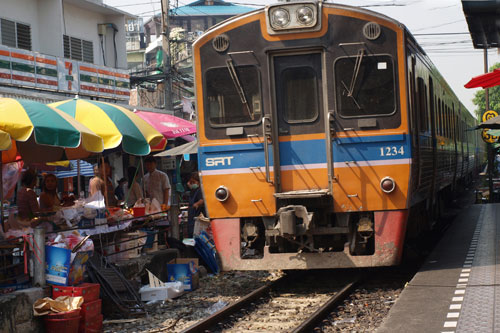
[144,156,170,245]
[16,168,40,221]
[126,166,143,208]
[39,174,61,211]
[187,172,205,238]
[143,156,170,208]
[89,159,117,207]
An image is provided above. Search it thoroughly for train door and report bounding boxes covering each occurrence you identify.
[271,52,329,197]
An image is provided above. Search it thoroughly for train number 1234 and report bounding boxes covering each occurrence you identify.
[379,146,404,157]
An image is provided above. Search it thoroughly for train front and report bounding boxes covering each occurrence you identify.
[193,2,410,270]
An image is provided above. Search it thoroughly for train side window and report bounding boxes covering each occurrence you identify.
[417,78,428,132]
[334,54,396,117]
[204,65,262,126]
[437,98,442,136]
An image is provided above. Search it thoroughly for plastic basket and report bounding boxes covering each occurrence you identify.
[46,309,80,320]
[44,316,80,333]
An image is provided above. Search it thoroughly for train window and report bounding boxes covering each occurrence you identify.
[280,66,319,122]
[205,66,262,126]
[335,54,395,117]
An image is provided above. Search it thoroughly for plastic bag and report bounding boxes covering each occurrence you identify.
[84,191,106,226]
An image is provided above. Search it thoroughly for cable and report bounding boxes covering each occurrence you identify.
[100,35,106,66]
[113,29,118,67]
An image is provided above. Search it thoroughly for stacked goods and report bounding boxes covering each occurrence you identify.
[52,283,102,332]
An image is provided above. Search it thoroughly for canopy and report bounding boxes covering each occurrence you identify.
[479,115,500,129]
[465,69,500,89]
[134,111,196,151]
[154,140,198,157]
[0,98,104,163]
[49,98,165,156]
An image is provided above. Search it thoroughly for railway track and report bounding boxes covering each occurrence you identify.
[180,273,360,333]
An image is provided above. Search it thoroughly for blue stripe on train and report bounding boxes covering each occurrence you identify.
[198,134,411,171]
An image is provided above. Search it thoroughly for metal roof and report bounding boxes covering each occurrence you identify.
[462,0,500,49]
[170,0,254,17]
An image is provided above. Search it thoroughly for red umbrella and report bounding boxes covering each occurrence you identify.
[465,69,500,89]
[134,111,196,150]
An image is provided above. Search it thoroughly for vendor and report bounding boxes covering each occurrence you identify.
[89,159,117,206]
[39,174,61,211]
[126,166,143,208]
[144,156,170,209]
[16,168,40,220]
[187,172,205,238]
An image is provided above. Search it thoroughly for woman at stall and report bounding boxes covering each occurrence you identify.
[126,166,143,208]
[16,168,39,221]
[89,159,117,206]
[39,174,61,211]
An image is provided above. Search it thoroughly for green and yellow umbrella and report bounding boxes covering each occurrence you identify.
[0,98,104,163]
[50,98,165,156]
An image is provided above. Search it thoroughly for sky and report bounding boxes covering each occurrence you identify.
[104,0,500,115]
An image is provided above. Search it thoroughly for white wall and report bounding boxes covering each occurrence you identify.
[0,0,40,52]
[0,0,127,68]
[37,0,64,57]
[63,2,127,68]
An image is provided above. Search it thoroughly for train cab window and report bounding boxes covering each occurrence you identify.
[205,65,262,126]
[335,54,395,117]
[280,66,319,122]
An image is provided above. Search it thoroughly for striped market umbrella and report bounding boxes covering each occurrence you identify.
[49,98,165,156]
[0,98,104,163]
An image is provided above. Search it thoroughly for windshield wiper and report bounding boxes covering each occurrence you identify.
[226,59,254,120]
[342,48,365,110]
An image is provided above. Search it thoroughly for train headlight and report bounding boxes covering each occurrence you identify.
[380,177,396,194]
[215,186,230,202]
[266,2,321,34]
[271,8,290,28]
[297,6,314,25]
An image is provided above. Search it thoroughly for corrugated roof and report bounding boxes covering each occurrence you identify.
[170,0,254,16]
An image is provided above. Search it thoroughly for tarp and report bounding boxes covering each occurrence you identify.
[154,140,197,157]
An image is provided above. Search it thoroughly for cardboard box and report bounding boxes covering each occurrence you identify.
[45,246,71,286]
[140,282,184,301]
[167,258,199,291]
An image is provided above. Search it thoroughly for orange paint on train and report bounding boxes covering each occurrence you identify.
[333,163,410,212]
[202,172,276,218]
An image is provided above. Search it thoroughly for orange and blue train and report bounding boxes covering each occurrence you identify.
[193,2,484,270]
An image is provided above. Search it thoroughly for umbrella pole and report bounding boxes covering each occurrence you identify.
[141,157,145,198]
[77,159,81,197]
[101,155,108,207]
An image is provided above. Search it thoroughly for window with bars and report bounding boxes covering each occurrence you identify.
[63,35,94,63]
[0,18,31,50]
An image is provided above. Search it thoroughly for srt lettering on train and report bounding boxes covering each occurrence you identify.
[205,156,234,167]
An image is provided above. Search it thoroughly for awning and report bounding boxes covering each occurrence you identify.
[477,115,500,129]
[465,69,500,88]
[48,160,95,178]
[154,140,197,157]
[462,0,500,49]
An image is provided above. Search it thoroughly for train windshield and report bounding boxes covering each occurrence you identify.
[335,54,395,117]
[205,65,261,126]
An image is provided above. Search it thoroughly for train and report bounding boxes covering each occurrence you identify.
[193,1,485,270]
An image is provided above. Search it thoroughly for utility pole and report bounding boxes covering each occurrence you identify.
[161,0,179,239]
[161,0,174,112]
[484,48,494,203]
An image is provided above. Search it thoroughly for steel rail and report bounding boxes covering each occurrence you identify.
[180,276,286,333]
[292,278,360,333]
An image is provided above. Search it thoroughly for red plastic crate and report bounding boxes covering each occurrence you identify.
[80,299,101,321]
[52,283,100,303]
[79,314,103,333]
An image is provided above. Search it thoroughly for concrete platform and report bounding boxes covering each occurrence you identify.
[377,203,500,333]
